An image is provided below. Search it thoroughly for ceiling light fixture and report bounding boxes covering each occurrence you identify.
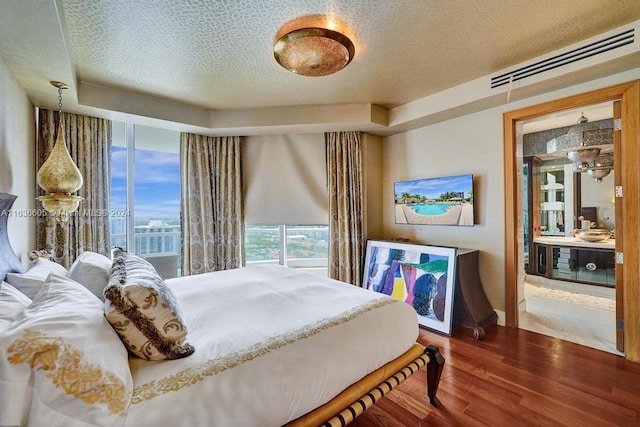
[563,113,602,163]
[37,81,83,222]
[586,153,614,182]
[274,15,355,77]
[547,112,614,177]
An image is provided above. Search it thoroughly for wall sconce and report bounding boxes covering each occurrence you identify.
[36,81,83,222]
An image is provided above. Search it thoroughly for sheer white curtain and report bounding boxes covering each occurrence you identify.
[36,109,111,268]
[325,131,364,285]
[180,133,243,275]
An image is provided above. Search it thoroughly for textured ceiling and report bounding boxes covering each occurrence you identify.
[0,0,639,134]
[60,0,640,109]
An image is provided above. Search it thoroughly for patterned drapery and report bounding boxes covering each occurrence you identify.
[325,131,364,285]
[36,110,112,268]
[180,133,243,275]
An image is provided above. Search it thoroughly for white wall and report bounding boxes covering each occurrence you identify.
[0,57,36,264]
[581,171,615,230]
[362,133,383,240]
[381,68,640,317]
[383,108,505,314]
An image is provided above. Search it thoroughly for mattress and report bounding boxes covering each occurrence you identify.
[123,265,418,426]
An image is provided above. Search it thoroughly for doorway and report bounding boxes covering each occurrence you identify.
[517,103,618,354]
[503,80,640,362]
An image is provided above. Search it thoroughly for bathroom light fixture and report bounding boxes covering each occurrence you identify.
[547,113,603,162]
[563,113,602,163]
[586,153,614,182]
[547,112,615,180]
[274,15,355,76]
[37,81,83,222]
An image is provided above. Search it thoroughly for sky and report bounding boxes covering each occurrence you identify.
[394,174,473,200]
[111,147,181,218]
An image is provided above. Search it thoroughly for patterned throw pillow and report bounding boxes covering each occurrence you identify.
[104,248,195,360]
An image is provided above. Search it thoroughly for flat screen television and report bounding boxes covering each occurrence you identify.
[394,174,474,226]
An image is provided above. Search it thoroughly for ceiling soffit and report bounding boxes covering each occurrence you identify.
[0,1,639,135]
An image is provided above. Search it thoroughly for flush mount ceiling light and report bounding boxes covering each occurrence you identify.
[274,15,355,77]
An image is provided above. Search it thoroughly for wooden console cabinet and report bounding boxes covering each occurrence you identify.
[453,249,498,340]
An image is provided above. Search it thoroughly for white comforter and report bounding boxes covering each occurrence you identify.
[124,265,418,427]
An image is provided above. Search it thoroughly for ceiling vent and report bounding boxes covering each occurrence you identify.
[491,27,635,89]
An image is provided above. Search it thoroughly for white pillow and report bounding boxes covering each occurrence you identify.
[68,251,112,300]
[0,282,31,331]
[0,273,133,427]
[5,258,68,299]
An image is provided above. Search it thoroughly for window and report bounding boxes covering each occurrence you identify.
[109,122,182,278]
[245,224,329,276]
[243,134,329,276]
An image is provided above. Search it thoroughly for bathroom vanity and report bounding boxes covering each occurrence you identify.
[533,236,615,287]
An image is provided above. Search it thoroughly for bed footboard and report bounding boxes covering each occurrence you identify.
[286,343,445,427]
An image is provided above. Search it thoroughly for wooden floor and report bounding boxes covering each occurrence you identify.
[349,325,640,426]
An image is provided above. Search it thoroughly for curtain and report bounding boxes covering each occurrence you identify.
[325,131,364,285]
[36,110,112,268]
[180,133,243,275]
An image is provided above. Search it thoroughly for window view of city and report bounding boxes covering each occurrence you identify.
[109,123,330,278]
[110,124,182,278]
[110,218,181,257]
[245,225,329,274]
[110,216,181,278]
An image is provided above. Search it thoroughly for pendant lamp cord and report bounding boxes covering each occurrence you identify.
[57,87,63,114]
[57,86,63,129]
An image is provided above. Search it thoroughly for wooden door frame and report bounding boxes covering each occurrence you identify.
[613,100,624,352]
[503,81,640,362]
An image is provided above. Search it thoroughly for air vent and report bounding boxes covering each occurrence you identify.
[491,28,635,89]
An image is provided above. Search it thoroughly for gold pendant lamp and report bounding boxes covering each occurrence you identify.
[37,81,83,222]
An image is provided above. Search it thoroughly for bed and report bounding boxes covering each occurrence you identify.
[0,192,443,426]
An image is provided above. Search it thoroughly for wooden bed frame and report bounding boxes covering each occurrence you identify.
[0,192,444,425]
[287,343,444,426]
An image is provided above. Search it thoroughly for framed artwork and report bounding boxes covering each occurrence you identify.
[362,240,457,335]
[394,174,474,226]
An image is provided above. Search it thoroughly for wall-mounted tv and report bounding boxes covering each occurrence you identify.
[394,174,474,226]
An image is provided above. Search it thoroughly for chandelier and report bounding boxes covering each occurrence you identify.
[36,81,83,222]
[547,113,614,182]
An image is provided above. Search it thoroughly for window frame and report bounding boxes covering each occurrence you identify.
[244,224,329,273]
[109,122,182,277]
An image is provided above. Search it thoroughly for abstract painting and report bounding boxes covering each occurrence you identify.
[362,240,457,335]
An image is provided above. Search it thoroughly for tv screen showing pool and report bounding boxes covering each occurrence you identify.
[394,174,474,226]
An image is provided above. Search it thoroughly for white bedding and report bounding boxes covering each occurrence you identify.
[124,265,418,427]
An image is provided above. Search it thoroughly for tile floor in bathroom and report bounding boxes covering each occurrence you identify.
[520,274,620,355]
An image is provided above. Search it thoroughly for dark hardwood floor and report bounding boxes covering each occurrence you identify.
[350,326,640,426]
